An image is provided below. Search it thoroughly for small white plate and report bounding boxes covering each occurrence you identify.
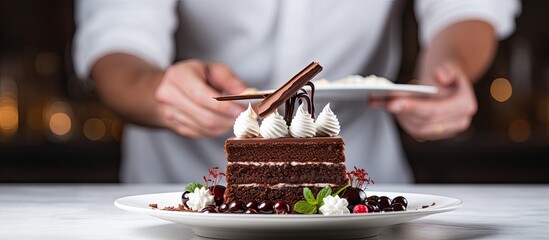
[115,191,461,239]
[310,84,438,100]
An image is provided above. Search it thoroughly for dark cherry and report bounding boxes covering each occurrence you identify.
[244,208,258,214]
[347,205,355,213]
[366,195,379,202]
[341,187,367,206]
[209,185,226,206]
[245,200,259,210]
[377,196,392,209]
[392,196,408,208]
[258,200,274,214]
[199,206,218,213]
[218,203,229,213]
[365,200,381,212]
[382,207,394,212]
[273,201,291,214]
[228,200,245,213]
[391,203,406,211]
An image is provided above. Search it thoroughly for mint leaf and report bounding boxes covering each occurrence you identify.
[316,187,332,206]
[332,185,350,197]
[303,187,317,205]
[184,182,203,193]
[294,200,318,214]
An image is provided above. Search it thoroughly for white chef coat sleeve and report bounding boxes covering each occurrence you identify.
[73,0,178,79]
[415,0,521,46]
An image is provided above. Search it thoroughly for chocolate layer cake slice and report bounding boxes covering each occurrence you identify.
[224,136,348,206]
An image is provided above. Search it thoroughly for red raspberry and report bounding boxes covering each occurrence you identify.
[353,204,369,214]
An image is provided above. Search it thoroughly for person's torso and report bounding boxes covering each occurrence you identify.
[175,0,402,88]
[122,0,413,184]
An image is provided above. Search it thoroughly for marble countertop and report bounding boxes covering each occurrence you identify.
[1,184,548,239]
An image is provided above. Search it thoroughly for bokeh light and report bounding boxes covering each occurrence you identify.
[83,118,106,141]
[0,96,18,129]
[49,112,71,136]
[0,106,18,129]
[508,119,531,142]
[0,106,18,133]
[490,78,513,102]
[0,77,19,138]
[44,100,73,140]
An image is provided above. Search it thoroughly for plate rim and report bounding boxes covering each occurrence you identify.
[114,190,462,219]
[314,83,438,94]
[255,84,438,100]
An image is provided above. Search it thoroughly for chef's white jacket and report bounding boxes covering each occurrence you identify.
[74,0,520,183]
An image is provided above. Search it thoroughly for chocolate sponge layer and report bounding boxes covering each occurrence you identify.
[224,136,345,163]
[226,163,348,185]
[224,185,348,208]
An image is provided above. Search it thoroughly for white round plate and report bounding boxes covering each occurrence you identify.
[312,84,438,100]
[255,84,437,101]
[115,191,461,240]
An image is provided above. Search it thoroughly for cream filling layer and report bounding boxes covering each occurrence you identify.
[235,183,340,188]
[228,162,341,166]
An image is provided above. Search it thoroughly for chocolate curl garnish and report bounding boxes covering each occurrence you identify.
[282,81,316,125]
[296,92,313,118]
[284,96,295,126]
[216,61,321,125]
[304,81,315,117]
[213,92,271,101]
[258,62,322,119]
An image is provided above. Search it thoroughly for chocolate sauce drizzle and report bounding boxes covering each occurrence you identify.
[283,81,316,126]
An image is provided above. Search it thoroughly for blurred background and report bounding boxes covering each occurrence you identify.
[1,0,548,183]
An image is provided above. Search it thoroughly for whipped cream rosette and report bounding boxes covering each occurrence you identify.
[186,186,215,211]
[315,103,340,137]
[233,103,260,138]
[259,110,289,138]
[289,103,316,138]
[319,195,350,215]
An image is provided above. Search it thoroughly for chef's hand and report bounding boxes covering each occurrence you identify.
[155,60,247,138]
[370,62,477,140]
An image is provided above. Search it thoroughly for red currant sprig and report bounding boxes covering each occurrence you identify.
[203,166,226,188]
[346,166,374,189]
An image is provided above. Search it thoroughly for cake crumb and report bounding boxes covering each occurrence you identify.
[149,203,189,211]
[421,202,436,209]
